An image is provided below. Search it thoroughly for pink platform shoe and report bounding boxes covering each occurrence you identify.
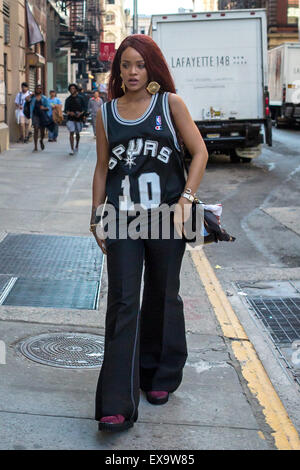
[98,412,138,432]
[146,391,169,405]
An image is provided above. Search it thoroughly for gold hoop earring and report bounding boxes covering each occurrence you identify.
[146,81,160,95]
[121,80,126,94]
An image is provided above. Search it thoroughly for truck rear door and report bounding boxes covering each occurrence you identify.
[153,14,265,122]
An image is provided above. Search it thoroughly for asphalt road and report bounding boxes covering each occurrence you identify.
[199,125,300,436]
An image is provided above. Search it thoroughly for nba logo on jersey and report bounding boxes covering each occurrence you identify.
[155,115,162,130]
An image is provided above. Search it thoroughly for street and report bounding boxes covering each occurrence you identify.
[202,126,300,445]
[0,124,299,450]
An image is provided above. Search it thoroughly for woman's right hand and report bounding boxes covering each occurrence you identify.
[91,226,107,255]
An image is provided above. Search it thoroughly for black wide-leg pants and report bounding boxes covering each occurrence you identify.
[95,232,187,422]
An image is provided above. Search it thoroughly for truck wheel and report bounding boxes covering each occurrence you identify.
[241,157,252,163]
[230,151,241,163]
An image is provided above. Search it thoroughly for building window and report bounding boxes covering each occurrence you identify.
[105,32,116,42]
[106,13,115,25]
[4,53,8,124]
[3,0,10,18]
[3,0,10,45]
[29,67,37,93]
[106,0,115,4]
[287,1,299,25]
[56,50,69,93]
[4,22,10,45]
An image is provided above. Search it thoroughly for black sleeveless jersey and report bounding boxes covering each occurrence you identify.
[101,92,186,211]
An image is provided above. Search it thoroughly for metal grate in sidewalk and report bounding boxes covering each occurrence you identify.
[0,233,102,281]
[3,278,99,310]
[242,293,300,387]
[247,297,300,345]
[0,233,103,310]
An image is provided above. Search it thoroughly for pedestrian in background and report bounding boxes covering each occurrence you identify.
[88,90,103,138]
[64,83,86,155]
[77,85,89,114]
[26,84,51,152]
[99,83,108,103]
[77,85,89,128]
[48,90,62,142]
[15,82,32,143]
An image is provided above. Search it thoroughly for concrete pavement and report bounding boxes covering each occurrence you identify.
[0,126,297,450]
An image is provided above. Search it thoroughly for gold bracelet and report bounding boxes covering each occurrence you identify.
[184,187,196,196]
[89,224,98,233]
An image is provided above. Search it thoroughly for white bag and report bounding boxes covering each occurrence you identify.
[15,109,21,125]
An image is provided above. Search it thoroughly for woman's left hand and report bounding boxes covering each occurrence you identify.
[174,196,193,238]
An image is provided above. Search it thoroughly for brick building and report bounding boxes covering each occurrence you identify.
[0,0,27,149]
[0,0,46,149]
[218,1,299,47]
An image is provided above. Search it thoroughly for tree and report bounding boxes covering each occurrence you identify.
[218,1,267,9]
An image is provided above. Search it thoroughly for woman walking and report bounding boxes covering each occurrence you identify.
[88,90,103,137]
[90,35,208,433]
[26,84,51,152]
[48,90,62,142]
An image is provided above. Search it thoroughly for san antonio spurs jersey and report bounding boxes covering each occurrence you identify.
[101,92,186,211]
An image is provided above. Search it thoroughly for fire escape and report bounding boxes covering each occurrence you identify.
[56,0,104,74]
[85,0,101,58]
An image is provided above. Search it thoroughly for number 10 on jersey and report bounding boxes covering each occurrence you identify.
[120,173,161,210]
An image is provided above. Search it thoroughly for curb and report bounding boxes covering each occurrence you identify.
[191,248,300,450]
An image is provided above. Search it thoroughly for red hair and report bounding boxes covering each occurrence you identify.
[108,35,176,100]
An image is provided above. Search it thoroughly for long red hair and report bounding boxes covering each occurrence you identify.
[108,35,176,100]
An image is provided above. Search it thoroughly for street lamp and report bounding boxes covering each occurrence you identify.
[133,0,138,34]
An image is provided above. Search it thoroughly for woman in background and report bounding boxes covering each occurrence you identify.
[48,90,62,142]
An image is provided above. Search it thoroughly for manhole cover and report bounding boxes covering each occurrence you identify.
[18,333,104,369]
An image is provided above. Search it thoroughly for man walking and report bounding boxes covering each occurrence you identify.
[64,84,86,155]
[77,85,89,128]
[15,82,32,143]
[88,90,103,137]
[25,84,51,152]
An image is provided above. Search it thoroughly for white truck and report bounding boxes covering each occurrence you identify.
[268,42,300,128]
[150,9,272,163]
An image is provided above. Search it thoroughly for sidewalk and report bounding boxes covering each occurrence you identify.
[0,127,282,450]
